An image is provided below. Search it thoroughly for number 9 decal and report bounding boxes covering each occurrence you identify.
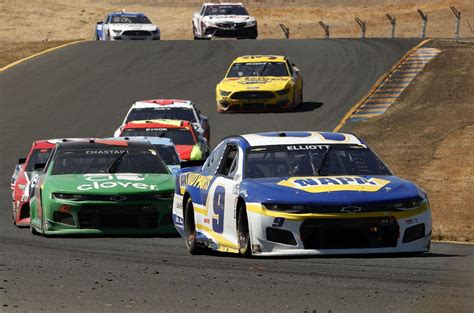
[212,186,225,234]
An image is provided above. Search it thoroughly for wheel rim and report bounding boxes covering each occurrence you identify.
[238,209,249,251]
[184,201,196,248]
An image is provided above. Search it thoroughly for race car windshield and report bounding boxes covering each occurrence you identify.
[51,148,168,175]
[25,148,53,172]
[153,145,180,165]
[245,145,391,179]
[126,108,197,123]
[227,62,289,77]
[121,128,196,145]
[110,15,151,24]
[204,5,249,16]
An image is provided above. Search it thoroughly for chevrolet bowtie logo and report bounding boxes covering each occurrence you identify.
[341,206,362,213]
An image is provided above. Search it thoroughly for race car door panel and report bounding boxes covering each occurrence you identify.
[193,141,226,228]
[211,143,242,248]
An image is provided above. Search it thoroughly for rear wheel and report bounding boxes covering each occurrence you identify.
[184,197,203,254]
[237,203,251,257]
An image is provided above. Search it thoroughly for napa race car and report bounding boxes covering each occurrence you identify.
[192,2,257,39]
[29,139,175,236]
[11,140,57,226]
[119,119,210,162]
[95,11,160,41]
[173,131,432,256]
[114,99,210,142]
[216,55,303,112]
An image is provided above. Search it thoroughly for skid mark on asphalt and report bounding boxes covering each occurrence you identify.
[348,47,441,121]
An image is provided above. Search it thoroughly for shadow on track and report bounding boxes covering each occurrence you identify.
[292,101,323,113]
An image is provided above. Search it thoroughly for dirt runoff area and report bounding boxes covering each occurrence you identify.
[0,0,473,42]
[344,40,474,242]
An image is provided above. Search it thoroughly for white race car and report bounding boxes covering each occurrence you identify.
[114,99,210,143]
[173,131,432,257]
[95,11,160,41]
[192,2,258,40]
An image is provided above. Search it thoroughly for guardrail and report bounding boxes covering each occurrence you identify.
[279,6,465,40]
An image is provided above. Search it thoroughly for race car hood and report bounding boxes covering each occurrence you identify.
[219,77,291,91]
[202,15,255,25]
[110,23,158,31]
[239,175,424,205]
[43,173,174,195]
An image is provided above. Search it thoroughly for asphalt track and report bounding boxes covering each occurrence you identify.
[0,39,473,312]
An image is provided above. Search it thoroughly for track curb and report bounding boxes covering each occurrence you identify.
[333,38,431,132]
[0,40,84,72]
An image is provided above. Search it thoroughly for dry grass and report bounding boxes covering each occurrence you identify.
[0,40,77,69]
[346,40,474,242]
[0,0,473,43]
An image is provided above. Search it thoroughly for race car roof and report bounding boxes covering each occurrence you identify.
[233,55,286,63]
[204,2,244,6]
[123,119,191,129]
[109,12,146,17]
[241,131,364,147]
[32,138,83,149]
[56,139,152,150]
[132,99,193,109]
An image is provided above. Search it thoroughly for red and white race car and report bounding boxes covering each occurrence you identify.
[11,140,56,226]
[114,99,210,142]
[119,119,210,162]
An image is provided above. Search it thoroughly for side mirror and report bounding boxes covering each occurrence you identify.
[34,163,46,171]
[18,157,27,164]
[180,160,205,168]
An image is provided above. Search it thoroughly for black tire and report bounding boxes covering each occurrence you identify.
[184,197,203,254]
[237,203,251,257]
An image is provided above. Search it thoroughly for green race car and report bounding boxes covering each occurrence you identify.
[29,139,175,236]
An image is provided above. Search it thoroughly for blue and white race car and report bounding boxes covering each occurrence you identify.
[172,131,432,257]
[95,11,160,41]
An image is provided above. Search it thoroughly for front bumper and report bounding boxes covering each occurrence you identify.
[216,89,294,113]
[111,30,160,40]
[203,25,257,39]
[246,203,432,256]
[38,198,175,235]
[13,199,30,227]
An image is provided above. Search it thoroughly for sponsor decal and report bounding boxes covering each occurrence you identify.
[287,145,328,151]
[146,128,167,132]
[180,173,212,191]
[77,174,158,191]
[85,150,126,155]
[277,176,390,193]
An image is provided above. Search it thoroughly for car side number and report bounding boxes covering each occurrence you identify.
[212,186,225,234]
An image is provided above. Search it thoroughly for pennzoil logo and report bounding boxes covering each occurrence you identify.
[277,176,390,193]
[180,173,212,190]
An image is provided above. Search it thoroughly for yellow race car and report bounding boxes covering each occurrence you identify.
[216,55,303,112]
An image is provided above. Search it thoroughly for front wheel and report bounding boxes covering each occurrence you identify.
[184,197,203,254]
[237,203,251,257]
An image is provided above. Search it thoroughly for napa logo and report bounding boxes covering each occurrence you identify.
[277,176,390,193]
[180,173,212,191]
